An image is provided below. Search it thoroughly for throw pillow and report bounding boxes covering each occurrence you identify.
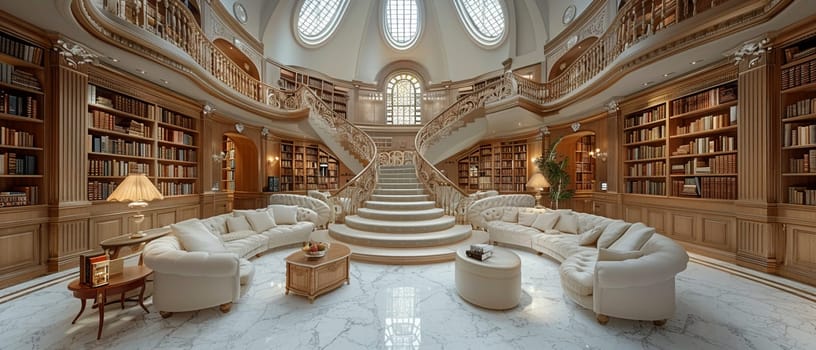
[531,212,560,232]
[596,220,632,249]
[201,216,228,236]
[518,212,538,226]
[501,208,519,222]
[578,226,604,246]
[268,205,298,225]
[598,248,643,261]
[554,212,579,234]
[226,215,252,233]
[609,224,655,251]
[171,219,227,253]
[244,211,276,232]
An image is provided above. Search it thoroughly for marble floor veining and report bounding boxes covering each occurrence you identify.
[1,248,815,350]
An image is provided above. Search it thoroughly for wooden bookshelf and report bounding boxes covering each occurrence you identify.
[278,140,339,192]
[781,37,816,206]
[86,84,199,201]
[668,82,738,199]
[574,135,595,191]
[222,137,235,192]
[623,104,667,195]
[279,68,347,119]
[0,31,45,208]
[457,140,528,193]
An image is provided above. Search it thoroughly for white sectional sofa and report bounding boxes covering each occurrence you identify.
[143,201,323,317]
[466,194,689,325]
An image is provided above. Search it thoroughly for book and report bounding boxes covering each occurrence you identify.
[466,250,493,261]
[469,244,494,254]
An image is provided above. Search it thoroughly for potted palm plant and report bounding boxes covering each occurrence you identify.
[535,137,574,209]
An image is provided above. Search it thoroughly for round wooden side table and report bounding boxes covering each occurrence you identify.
[100,228,169,263]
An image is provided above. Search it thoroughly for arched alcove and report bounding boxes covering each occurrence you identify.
[552,131,596,192]
[223,132,259,192]
[213,38,260,80]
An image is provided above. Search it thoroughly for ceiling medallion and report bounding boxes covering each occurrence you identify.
[562,5,577,25]
[233,2,248,24]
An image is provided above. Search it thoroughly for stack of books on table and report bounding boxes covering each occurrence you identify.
[79,253,110,287]
[466,244,494,261]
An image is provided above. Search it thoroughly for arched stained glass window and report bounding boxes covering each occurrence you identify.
[295,0,349,46]
[386,73,422,125]
[383,0,421,50]
[453,0,507,47]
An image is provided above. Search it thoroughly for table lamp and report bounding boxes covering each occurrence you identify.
[526,173,550,207]
[106,173,164,238]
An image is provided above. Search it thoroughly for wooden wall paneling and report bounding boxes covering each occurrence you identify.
[0,225,41,273]
[177,205,200,221]
[784,224,816,283]
[669,213,696,241]
[623,205,643,223]
[647,209,667,233]
[700,216,735,251]
[51,64,89,204]
[156,210,177,227]
[48,218,92,270]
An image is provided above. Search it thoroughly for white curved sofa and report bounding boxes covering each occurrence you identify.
[466,194,689,324]
[270,193,332,228]
[143,201,319,317]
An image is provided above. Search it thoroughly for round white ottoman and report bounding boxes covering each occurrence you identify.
[455,247,521,310]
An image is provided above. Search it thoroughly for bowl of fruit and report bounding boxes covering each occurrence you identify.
[301,240,330,258]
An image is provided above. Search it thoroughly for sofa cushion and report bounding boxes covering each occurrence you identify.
[244,211,276,232]
[226,216,252,233]
[501,207,519,222]
[239,258,255,286]
[555,211,579,234]
[609,224,655,251]
[577,226,604,246]
[597,220,631,249]
[171,219,227,253]
[268,205,298,225]
[532,234,584,261]
[576,213,612,234]
[531,212,560,232]
[224,234,268,257]
[297,207,318,223]
[559,250,597,296]
[518,212,537,226]
[201,215,228,236]
[221,230,256,242]
[598,248,644,261]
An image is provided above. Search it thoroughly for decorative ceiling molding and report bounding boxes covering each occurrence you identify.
[53,37,98,67]
[731,37,771,68]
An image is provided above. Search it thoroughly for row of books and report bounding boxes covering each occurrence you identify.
[784,97,816,118]
[625,105,665,129]
[466,244,494,261]
[159,108,195,129]
[626,144,665,161]
[157,127,194,145]
[788,150,816,173]
[670,84,736,115]
[87,181,117,201]
[89,110,151,138]
[628,161,666,177]
[625,125,665,144]
[0,152,36,175]
[79,253,109,287]
[0,126,35,147]
[788,186,816,206]
[673,135,737,155]
[0,63,41,90]
[783,123,816,147]
[0,34,44,65]
[158,181,194,196]
[88,135,153,157]
[781,59,816,91]
[88,85,152,118]
[671,154,737,174]
[158,164,197,178]
[0,91,38,118]
[673,177,737,199]
[625,179,666,195]
[88,159,150,177]
[157,146,197,162]
[675,110,736,135]
[0,186,38,207]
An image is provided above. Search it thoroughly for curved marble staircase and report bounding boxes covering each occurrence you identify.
[318,164,487,264]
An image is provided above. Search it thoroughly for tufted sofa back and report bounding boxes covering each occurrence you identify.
[466,194,535,229]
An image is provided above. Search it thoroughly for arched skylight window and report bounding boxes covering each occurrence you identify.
[383,0,421,50]
[453,0,507,47]
[295,0,349,46]
[386,73,422,125]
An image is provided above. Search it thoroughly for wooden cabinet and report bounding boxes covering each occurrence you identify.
[285,243,351,303]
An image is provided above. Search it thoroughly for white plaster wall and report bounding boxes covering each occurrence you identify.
[219,0,265,39]
[545,0,593,39]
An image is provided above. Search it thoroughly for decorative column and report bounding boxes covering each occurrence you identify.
[733,38,784,272]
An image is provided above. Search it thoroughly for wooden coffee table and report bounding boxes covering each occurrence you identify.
[67,265,152,339]
[285,243,351,303]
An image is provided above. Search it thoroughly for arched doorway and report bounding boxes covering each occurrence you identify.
[551,131,596,192]
[222,132,259,192]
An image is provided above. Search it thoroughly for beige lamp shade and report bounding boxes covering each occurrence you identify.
[106,173,164,207]
[526,173,550,190]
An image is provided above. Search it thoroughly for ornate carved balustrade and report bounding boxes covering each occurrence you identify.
[378,150,415,166]
[414,72,517,224]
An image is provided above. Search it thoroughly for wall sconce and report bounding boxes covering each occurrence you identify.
[212,151,226,162]
[589,148,607,162]
[267,156,280,167]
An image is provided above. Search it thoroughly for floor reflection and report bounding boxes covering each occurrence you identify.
[383,286,421,350]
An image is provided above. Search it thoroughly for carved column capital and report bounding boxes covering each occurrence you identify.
[732,37,772,71]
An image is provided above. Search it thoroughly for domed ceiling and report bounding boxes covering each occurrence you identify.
[221,0,594,84]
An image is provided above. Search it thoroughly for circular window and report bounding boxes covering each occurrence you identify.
[295,0,350,47]
[383,0,422,50]
[453,0,507,48]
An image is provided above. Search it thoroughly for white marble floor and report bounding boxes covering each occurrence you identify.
[1,248,814,350]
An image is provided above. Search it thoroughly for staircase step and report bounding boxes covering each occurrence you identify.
[328,224,473,248]
[378,174,417,180]
[370,194,430,202]
[379,167,416,173]
[344,215,455,233]
[377,183,423,189]
[358,208,444,221]
[378,176,418,183]
[373,188,426,195]
[365,200,436,210]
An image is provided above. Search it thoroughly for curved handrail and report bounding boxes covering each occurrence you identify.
[414,72,517,223]
[76,0,377,221]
